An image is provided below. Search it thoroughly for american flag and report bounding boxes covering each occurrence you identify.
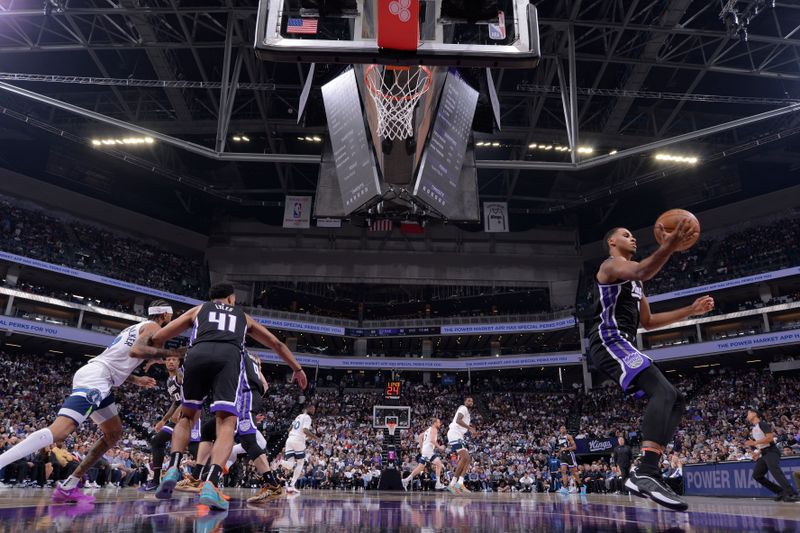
[369,219,393,232]
[287,17,318,34]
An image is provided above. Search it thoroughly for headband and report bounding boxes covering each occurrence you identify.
[148,305,173,315]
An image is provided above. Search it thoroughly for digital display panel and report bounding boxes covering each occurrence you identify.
[321,68,382,215]
[412,70,479,221]
[385,381,402,400]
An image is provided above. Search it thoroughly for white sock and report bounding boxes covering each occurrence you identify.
[226,444,245,470]
[449,477,456,485]
[290,459,305,487]
[0,428,53,469]
[457,477,464,484]
[60,475,81,490]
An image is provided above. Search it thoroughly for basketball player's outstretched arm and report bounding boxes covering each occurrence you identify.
[131,312,200,359]
[639,294,715,330]
[245,315,307,390]
[599,219,697,283]
[149,305,202,347]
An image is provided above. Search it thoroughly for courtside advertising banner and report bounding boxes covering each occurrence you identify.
[575,438,616,454]
[283,196,312,228]
[684,458,800,497]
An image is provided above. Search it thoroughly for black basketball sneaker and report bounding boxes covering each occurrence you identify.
[624,467,688,512]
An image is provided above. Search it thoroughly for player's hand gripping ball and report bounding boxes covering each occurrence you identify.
[654,209,700,252]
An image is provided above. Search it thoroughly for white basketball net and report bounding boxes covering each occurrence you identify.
[365,65,432,141]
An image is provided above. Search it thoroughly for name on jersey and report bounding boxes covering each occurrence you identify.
[213,303,234,312]
[111,326,138,348]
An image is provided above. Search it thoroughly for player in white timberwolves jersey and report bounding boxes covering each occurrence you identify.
[446,397,477,493]
[0,301,183,504]
[282,404,318,494]
[402,417,446,491]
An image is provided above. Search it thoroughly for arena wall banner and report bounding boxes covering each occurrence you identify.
[684,457,800,497]
[440,317,576,335]
[0,250,203,306]
[249,350,583,371]
[574,438,616,455]
[648,328,800,361]
[0,316,113,347]
[251,316,346,336]
[647,265,800,303]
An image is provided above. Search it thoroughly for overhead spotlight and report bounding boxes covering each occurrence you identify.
[241,136,250,142]
[544,145,552,150]
[312,136,322,142]
[92,136,155,147]
[233,136,242,141]
[91,140,101,146]
[297,136,305,141]
[305,136,314,142]
[577,146,594,154]
[654,153,699,164]
[528,143,537,149]
[491,141,500,147]
[609,150,618,155]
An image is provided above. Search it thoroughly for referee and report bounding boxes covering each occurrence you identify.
[745,408,799,502]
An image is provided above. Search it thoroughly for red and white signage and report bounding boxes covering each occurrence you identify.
[377,0,419,51]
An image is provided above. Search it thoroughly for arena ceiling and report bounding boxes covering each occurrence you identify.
[0,0,799,238]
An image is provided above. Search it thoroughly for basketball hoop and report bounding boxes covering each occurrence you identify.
[365,64,432,141]
[386,420,398,437]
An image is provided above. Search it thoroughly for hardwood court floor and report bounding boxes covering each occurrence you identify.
[0,487,798,532]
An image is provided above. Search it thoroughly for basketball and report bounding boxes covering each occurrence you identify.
[654,209,701,251]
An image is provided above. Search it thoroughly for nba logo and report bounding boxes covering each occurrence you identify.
[488,11,506,41]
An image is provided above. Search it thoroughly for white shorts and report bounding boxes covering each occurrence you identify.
[421,444,436,458]
[58,362,119,425]
[284,435,307,459]
[447,429,467,451]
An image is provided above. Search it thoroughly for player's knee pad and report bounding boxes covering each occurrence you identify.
[151,430,170,449]
[200,419,216,442]
[239,433,267,461]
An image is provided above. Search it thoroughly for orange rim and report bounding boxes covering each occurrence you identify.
[365,64,432,102]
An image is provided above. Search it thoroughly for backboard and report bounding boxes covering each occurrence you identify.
[373,405,412,429]
[255,0,540,68]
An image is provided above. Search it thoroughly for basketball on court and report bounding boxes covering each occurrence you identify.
[654,209,701,251]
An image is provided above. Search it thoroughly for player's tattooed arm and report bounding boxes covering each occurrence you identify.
[130,325,188,360]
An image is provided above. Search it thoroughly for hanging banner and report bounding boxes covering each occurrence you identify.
[484,202,509,232]
[316,217,342,228]
[283,196,312,228]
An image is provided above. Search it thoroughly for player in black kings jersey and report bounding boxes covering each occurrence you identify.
[588,223,713,511]
[143,355,183,490]
[151,282,307,511]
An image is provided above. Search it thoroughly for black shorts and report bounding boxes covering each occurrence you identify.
[559,452,577,468]
[182,342,245,416]
[587,330,652,394]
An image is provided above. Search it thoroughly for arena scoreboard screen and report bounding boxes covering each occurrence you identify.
[385,381,402,400]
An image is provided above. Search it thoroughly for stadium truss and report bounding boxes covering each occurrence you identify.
[0,0,799,210]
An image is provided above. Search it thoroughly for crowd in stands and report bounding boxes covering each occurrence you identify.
[253,282,555,321]
[1,349,798,494]
[0,197,207,300]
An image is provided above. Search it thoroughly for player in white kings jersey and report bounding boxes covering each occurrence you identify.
[282,404,318,493]
[402,417,446,491]
[0,300,183,503]
[447,396,477,494]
